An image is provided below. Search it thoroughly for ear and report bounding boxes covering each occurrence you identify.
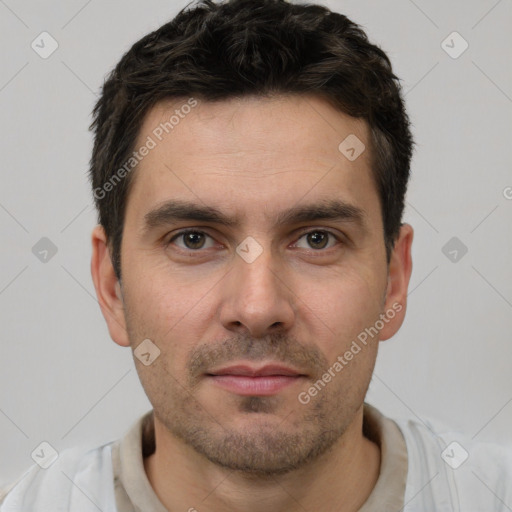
[90,225,130,347]
[379,223,413,341]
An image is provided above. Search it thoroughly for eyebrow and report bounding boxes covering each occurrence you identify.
[142,198,368,235]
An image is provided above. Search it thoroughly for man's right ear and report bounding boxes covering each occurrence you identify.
[90,225,130,347]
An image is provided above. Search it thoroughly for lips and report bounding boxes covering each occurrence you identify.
[207,364,305,378]
[205,363,306,396]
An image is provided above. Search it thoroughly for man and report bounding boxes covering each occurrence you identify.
[2,0,511,510]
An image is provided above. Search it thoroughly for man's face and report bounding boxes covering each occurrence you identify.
[100,95,408,475]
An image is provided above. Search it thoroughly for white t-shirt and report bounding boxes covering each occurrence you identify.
[1,402,511,511]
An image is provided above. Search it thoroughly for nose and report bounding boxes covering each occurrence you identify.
[219,246,296,338]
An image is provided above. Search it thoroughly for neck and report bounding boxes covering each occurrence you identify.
[143,405,381,512]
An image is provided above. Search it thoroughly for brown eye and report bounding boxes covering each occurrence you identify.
[295,230,339,250]
[168,230,214,250]
[307,231,328,249]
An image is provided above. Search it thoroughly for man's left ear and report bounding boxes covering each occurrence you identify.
[379,223,414,341]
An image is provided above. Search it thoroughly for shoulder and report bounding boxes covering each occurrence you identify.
[392,414,512,511]
[0,441,118,512]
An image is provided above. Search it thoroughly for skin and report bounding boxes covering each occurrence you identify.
[91,94,413,512]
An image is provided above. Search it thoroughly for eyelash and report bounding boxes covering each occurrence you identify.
[166,228,343,253]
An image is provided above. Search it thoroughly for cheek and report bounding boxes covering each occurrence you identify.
[123,252,199,320]
[300,267,384,354]
[122,264,216,364]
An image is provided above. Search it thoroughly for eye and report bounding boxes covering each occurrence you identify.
[167,230,216,251]
[294,230,340,250]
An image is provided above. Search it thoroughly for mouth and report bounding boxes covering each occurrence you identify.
[205,363,307,396]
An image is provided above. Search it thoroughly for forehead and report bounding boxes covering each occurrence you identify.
[125,94,380,231]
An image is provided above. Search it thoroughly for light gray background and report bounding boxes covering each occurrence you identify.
[1,0,511,487]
